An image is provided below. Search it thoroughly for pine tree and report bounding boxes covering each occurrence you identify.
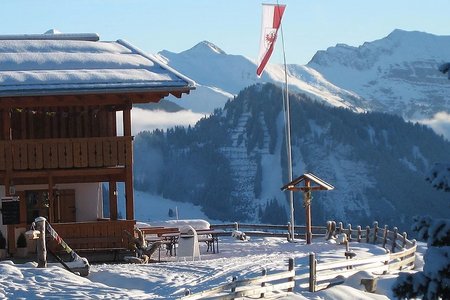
[392,216,450,299]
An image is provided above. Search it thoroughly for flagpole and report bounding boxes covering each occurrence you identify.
[256,3,294,241]
[277,6,295,242]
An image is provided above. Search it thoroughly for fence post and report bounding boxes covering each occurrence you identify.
[410,239,417,269]
[401,232,407,249]
[332,221,336,237]
[357,225,362,243]
[382,225,389,249]
[391,227,398,253]
[337,222,344,234]
[288,258,294,292]
[309,253,316,293]
[366,226,370,243]
[234,222,239,231]
[347,224,352,242]
[260,268,267,298]
[373,221,379,244]
[35,217,47,268]
[231,275,238,298]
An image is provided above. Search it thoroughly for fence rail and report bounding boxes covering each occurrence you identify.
[182,258,295,300]
[210,222,327,239]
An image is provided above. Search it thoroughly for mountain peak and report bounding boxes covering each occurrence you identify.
[184,40,226,55]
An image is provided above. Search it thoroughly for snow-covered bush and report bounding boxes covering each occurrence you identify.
[392,216,450,299]
[426,163,450,192]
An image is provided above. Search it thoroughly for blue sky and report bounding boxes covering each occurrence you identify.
[1,0,449,65]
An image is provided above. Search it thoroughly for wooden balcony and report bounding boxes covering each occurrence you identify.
[0,136,132,171]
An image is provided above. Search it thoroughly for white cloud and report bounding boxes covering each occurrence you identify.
[116,108,206,135]
[419,112,450,141]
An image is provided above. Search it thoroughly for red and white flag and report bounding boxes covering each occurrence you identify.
[256,4,286,77]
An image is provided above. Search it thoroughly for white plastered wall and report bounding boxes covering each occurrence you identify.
[0,183,103,252]
[0,182,103,223]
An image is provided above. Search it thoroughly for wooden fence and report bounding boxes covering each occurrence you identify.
[299,221,417,292]
[210,222,327,239]
[209,221,417,295]
[182,258,295,300]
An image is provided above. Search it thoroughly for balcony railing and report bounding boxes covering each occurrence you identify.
[0,136,132,171]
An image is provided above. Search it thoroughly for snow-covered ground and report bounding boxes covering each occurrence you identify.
[0,235,424,299]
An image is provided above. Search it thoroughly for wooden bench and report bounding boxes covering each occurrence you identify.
[196,229,222,254]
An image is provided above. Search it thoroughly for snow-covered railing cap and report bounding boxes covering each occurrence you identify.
[281,173,334,192]
[0,31,100,41]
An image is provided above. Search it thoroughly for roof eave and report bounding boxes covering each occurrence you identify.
[0,85,195,99]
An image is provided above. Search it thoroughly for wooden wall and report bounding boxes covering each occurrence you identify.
[8,107,117,140]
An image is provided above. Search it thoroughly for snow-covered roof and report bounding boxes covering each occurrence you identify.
[0,32,195,97]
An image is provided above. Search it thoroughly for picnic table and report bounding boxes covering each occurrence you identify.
[141,227,180,261]
[140,227,224,259]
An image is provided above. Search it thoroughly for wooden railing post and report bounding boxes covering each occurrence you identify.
[366,226,370,243]
[337,222,344,234]
[402,232,407,249]
[410,239,416,269]
[391,227,398,253]
[288,258,294,292]
[382,225,389,248]
[35,216,47,268]
[347,224,352,242]
[373,221,379,244]
[357,225,362,243]
[309,253,316,292]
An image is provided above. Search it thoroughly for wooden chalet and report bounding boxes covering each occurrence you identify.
[0,32,195,255]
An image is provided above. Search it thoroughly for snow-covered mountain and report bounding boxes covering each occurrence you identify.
[308,29,450,119]
[158,41,366,114]
[129,30,450,229]
[158,30,450,122]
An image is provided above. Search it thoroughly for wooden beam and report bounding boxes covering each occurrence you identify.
[125,165,134,220]
[0,95,125,109]
[49,176,54,223]
[285,186,328,192]
[2,110,10,140]
[0,167,125,180]
[0,91,186,109]
[123,106,132,137]
[305,180,312,245]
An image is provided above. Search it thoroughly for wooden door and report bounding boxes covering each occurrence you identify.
[53,189,76,223]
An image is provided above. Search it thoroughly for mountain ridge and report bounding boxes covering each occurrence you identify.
[160,29,450,125]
